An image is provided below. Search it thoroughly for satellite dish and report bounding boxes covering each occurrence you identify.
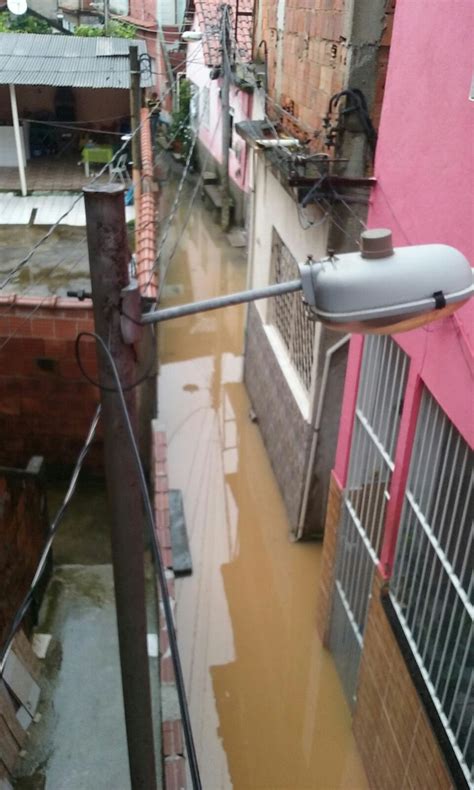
[7,0,28,14]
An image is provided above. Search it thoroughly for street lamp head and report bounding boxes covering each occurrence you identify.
[299,229,473,334]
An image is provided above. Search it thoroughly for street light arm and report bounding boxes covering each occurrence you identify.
[141,230,473,334]
[141,279,302,324]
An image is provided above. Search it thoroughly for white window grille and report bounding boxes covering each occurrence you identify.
[329,336,408,703]
[268,229,315,392]
[345,335,409,560]
[390,389,473,786]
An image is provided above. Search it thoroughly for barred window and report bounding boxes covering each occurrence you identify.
[268,229,315,392]
[390,389,473,786]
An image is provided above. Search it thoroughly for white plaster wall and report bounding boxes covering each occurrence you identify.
[248,154,329,419]
[251,155,328,318]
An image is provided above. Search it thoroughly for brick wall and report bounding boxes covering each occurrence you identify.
[314,471,341,644]
[244,303,311,532]
[0,297,102,470]
[260,0,347,143]
[151,423,187,790]
[0,460,49,652]
[259,0,395,146]
[354,570,455,790]
[316,477,455,788]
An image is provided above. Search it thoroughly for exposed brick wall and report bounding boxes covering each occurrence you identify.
[260,0,347,143]
[258,0,396,148]
[244,303,311,532]
[314,471,342,645]
[0,462,49,651]
[0,297,102,470]
[354,570,455,790]
[151,423,187,790]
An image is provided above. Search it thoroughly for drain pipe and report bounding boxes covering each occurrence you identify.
[296,333,351,539]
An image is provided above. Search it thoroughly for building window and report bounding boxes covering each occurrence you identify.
[390,389,473,786]
[268,229,315,392]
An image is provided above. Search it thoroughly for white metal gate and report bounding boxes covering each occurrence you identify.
[329,335,409,706]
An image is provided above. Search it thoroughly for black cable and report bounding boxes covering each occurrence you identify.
[78,331,202,790]
[75,331,156,393]
[0,406,101,667]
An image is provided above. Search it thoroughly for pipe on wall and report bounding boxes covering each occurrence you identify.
[297,333,351,539]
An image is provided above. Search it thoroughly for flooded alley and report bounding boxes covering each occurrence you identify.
[158,186,368,789]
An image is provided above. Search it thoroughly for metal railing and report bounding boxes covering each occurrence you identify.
[390,389,473,786]
[329,336,409,704]
[345,335,409,558]
[268,230,315,392]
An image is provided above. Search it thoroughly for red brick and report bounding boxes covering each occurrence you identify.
[164,756,186,790]
[161,655,175,683]
[54,320,79,340]
[162,720,184,757]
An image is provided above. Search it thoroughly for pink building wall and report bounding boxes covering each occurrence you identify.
[335,0,474,488]
[186,33,252,193]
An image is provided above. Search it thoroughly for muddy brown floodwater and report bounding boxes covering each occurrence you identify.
[158,186,368,789]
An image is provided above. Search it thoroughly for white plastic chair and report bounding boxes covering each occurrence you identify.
[109,153,130,184]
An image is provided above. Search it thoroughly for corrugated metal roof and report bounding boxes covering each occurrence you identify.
[0,34,154,88]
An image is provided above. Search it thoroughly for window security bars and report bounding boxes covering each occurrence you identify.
[329,336,408,704]
[345,335,409,562]
[391,390,473,786]
[268,230,315,392]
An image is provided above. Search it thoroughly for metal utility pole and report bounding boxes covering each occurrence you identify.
[83,184,157,790]
[129,45,142,174]
[220,4,231,231]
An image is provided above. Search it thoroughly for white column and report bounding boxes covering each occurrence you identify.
[9,84,27,197]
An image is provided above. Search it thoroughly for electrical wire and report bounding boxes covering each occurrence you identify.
[150,108,209,290]
[0,405,101,669]
[75,330,157,393]
[77,331,202,790]
[154,115,221,299]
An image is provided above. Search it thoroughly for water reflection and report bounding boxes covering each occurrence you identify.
[158,187,367,789]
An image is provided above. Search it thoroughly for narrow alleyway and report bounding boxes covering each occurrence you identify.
[158,184,368,789]
[12,478,163,790]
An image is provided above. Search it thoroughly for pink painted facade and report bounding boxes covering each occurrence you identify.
[335,0,474,507]
[332,0,474,582]
[185,15,252,194]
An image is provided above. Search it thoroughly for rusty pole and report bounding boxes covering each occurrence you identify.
[83,184,157,790]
